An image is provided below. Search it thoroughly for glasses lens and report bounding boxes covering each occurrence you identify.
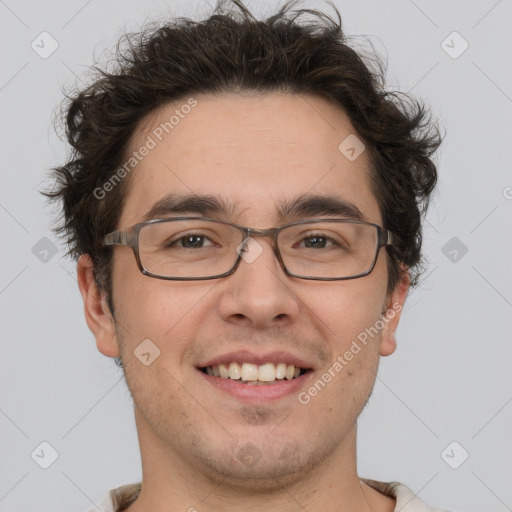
[138,219,243,278]
[278,221,379,279]
[136,219,381,280]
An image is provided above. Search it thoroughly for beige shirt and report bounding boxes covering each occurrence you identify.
[89,479,452,511]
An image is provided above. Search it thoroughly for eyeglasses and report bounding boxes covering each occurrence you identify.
[102,217,394,281]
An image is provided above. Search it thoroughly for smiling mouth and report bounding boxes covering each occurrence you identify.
[200,362,310,384]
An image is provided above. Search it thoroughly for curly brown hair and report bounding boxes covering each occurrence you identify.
[46,0,442,313]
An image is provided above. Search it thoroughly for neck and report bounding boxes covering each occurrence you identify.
[125,411,394,512]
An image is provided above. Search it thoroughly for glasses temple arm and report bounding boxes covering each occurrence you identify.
[103,230,130,246]
[380,229,396,247]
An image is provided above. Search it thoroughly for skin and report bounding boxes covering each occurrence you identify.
[78,92,409,512]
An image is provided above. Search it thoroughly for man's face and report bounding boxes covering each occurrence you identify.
[87,93,407,488]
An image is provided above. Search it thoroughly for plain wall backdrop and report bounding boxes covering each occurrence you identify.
[1,1,511,511]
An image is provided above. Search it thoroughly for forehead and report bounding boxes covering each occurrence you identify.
[119,92,381,228]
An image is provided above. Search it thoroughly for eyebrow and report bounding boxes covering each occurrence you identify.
[141,193,364,223]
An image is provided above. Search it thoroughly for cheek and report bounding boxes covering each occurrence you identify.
[307,277,387,347]
[305,283,385,413]
[112,265,219,363]
[112,263,174,334]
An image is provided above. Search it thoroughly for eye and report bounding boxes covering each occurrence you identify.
[301,235,332,249]
[168,234,215,249]
[295,233,345,250]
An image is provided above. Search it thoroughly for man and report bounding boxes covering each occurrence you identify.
[48,1,447,510]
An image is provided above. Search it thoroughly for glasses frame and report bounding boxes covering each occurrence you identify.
[102,216,395,281]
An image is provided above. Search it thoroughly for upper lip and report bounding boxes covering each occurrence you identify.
[198,350,314,370]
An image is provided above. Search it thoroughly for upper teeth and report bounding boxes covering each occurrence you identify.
[204,362,302,382]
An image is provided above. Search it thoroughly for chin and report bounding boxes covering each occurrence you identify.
[193,435,331,492]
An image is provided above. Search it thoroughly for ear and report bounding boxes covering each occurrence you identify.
[379,269,410,357]
[77,254,120,358]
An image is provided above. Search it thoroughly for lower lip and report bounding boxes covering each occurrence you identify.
[198,370,312,403]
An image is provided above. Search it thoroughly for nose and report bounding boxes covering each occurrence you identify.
[216,236,300,329]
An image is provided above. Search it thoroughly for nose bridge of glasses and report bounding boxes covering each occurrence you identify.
[235,227,282,269]
[244,227,280,252]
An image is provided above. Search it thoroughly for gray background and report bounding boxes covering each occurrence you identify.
[1,0,511,511]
